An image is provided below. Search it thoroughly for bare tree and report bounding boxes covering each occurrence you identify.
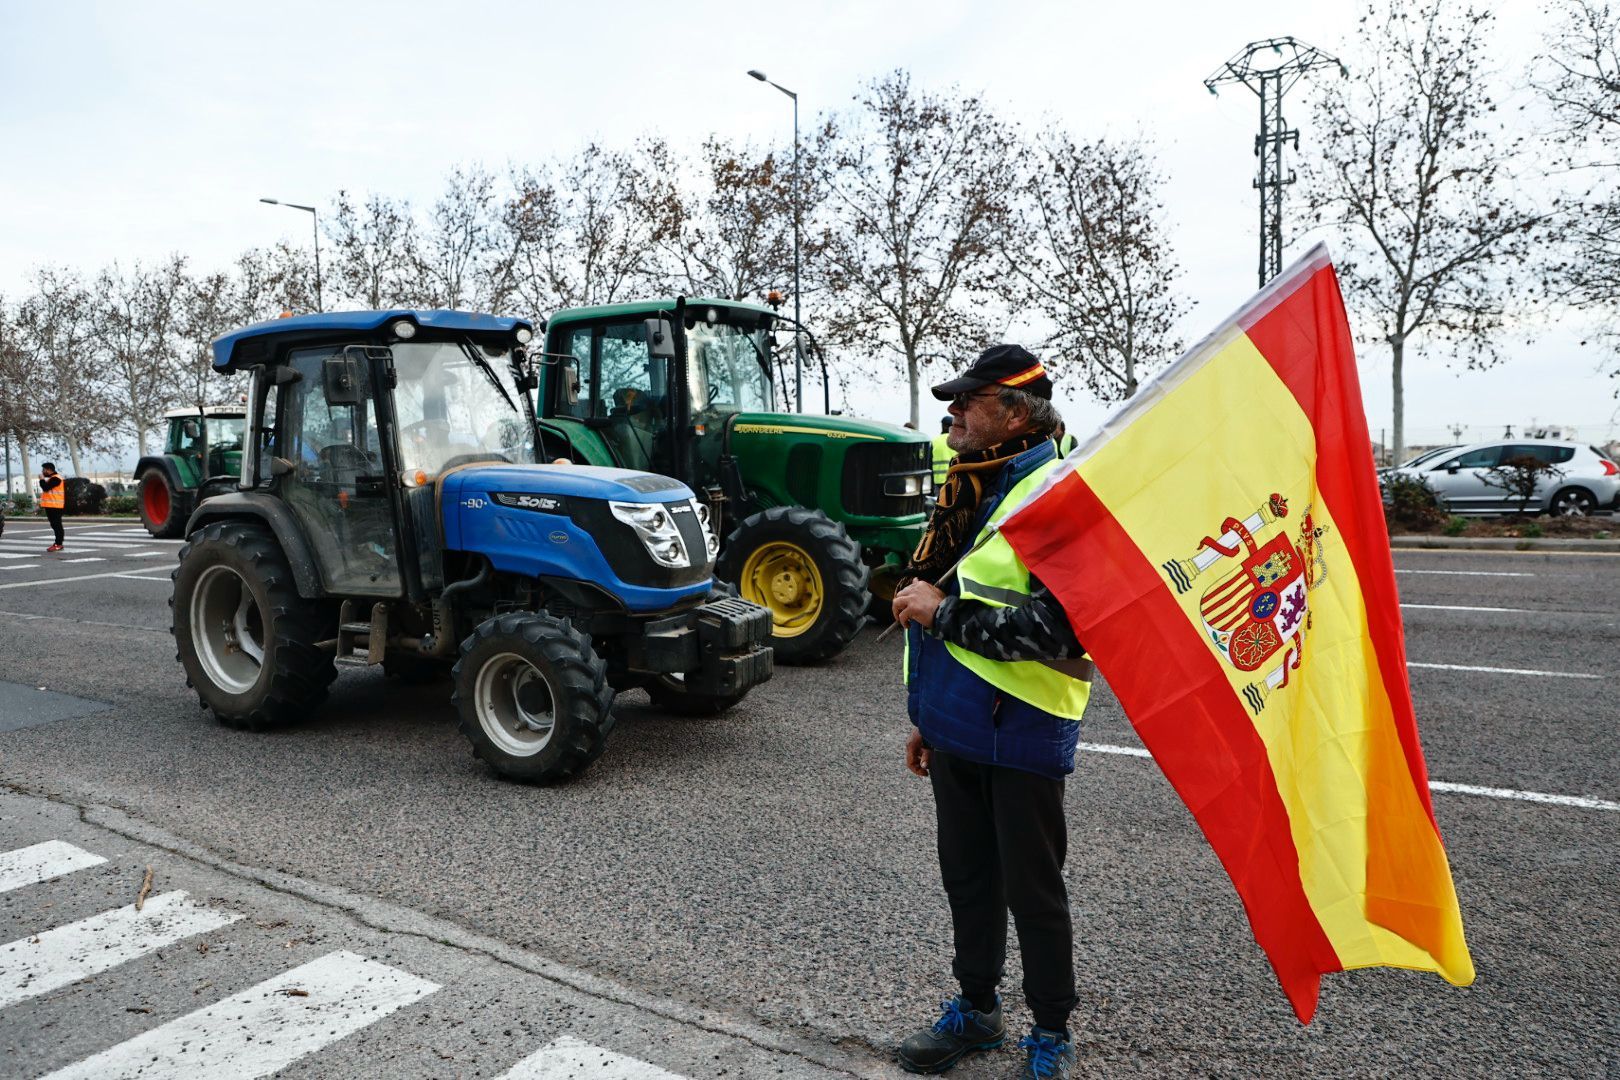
[13,267,113,476]
[172,270,246,409]
[95,257,187,457]
[640,137,794,303]
[1006,132,1188,401]
[505,144,665,318]
[1538,0,1620,380]
[326,191,420,309]
[236,241,317,322]
[1302,0,1552,462]
[809,71,1019,427]
[0,294,47,492]
[416,165,512,312]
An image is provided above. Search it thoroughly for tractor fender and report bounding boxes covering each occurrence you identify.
[184,492,325,599]
[135,455,187,494]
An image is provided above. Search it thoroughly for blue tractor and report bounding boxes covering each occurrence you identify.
[171,310,774,783]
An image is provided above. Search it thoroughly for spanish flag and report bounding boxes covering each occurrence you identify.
[999,244,1474,1022]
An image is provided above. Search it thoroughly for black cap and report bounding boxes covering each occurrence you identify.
[930,344,1051,401]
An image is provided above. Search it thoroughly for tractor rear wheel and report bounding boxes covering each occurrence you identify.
[452,612,616,783]
[170,522,337,730]
[719,506,868,664]
[138,469,186,538]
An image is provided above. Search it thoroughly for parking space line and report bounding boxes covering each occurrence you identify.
[1408,661,1601,679]
[0,890,240,1009]
[1394,569,1535,577]
[0,841,107,893]
[0,567,171,590]
[39,950,440,1080]
[498,1035,685,1080]
[1077,742,1615,811]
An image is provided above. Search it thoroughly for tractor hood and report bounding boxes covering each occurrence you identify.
[724,412,919,443]
[439,464,715,613]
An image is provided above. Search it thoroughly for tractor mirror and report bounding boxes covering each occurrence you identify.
[645,318,677,360]
[559,359,580,405]
[182,419,201,440]
[323,356,365,405]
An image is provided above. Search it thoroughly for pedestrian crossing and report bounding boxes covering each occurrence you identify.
[0,838,699,1079]
[0,529,176,561]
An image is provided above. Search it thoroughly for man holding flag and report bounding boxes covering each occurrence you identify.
[892,344,1092,1079]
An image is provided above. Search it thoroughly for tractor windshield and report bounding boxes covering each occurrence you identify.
[686,321,774,414]
[391,340,534,475]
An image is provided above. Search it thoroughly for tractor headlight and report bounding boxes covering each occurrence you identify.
[693,499,721,559]
[883,474,924,497]
[610,500,691,568]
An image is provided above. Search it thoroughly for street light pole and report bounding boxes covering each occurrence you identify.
[259,197,323,311]
[747,69,803,413]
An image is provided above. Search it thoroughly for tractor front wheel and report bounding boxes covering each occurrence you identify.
[452,613,615,783]
[719,506,868,664]
[138,469,186,538]
[170,522,336,730]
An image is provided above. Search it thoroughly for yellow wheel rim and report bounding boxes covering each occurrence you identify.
[738,540,824,638]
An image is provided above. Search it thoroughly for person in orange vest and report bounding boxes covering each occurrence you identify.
[38,462,66,551]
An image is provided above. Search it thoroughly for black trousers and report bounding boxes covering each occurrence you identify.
[45,508,63,544]
[929,749,1076,1032]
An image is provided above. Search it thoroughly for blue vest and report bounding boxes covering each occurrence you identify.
[904,440,1082,779]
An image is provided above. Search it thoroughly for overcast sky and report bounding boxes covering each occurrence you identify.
[2,0,1614,471]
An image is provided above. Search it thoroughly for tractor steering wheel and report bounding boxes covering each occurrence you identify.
[316,443,371,475]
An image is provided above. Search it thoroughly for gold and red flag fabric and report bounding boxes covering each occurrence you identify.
[998,244,1474,1022]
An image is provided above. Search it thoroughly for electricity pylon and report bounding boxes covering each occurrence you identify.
[1205,37,1347,287]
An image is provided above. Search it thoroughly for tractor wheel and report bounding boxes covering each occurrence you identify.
[138,469,186,538]
[644,673,750,717]
[452,612,616,783]
[170,522,337,731]
[719,506,869,664]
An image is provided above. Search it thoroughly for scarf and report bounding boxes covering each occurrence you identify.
[906,426,1059,584]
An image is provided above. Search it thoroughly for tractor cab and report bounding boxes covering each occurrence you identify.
[135,406,246,537]
[537,298,932,663]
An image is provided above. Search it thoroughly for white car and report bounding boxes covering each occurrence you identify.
[1385,439,1620,516]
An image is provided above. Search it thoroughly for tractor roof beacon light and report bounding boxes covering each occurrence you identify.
[515,327,533,344]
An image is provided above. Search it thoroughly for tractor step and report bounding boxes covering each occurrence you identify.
[334,601,389,667]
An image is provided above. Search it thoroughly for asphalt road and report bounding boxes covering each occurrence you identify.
[0,520,1616,1077]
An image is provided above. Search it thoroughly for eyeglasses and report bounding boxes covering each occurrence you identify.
[950,389,1001,410]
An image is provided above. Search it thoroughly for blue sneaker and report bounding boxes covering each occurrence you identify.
[898,994,1005,1073]
[1019,1026,1075,1079]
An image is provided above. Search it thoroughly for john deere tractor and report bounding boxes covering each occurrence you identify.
[171,309,773,783]
[535,297,931,663]
[135,406,247,537]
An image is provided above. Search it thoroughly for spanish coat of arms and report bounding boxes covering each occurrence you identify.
[1161,494,1331,714]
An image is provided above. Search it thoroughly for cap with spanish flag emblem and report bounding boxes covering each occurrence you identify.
[930,343,1052,401]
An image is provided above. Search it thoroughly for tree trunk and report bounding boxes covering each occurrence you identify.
[65,437,84,478]
[906,350,921,429]
[1390,336,1405,466]
[17,435,32,505]
[135,422,149,459]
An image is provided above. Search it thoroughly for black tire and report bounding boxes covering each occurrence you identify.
[451,612,616,783]
[1549,487,1598,517]
[718,506,869,664]
[644,674,749,717]
[170,522,337,731]
[138,469,186,538]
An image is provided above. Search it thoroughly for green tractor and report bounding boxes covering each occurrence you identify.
[135,406,247,537]
[534,297,930,664]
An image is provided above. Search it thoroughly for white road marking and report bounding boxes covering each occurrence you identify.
[499,1035,686,1080]
[60,558,105,564]
[1408,661,1601,679]
[0,564,41,572]
[1078,743,1615,811]
[1395,569,1535,577]
[123,551,162,557]
[0,890,240,1008]
[40,950,440,1080]
[0,841,107,894]
[1403,603,1535,613]
[0,553,37,560]
[0,567,171,590]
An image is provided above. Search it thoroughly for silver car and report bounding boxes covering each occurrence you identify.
[1387,439,1620,516]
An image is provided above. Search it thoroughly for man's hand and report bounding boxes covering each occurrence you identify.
[892,579,945,630]
[905,728,931,778]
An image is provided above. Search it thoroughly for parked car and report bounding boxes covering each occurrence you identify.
[1383,439,1620,516]
[1378,445,1462,479]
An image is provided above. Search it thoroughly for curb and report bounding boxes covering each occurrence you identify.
[1390,535,1620,553]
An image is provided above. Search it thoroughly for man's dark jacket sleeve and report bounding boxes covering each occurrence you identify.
[928,572,1084,662]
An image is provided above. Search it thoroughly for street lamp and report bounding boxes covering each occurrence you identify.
[747,68,803,413]
[259,197,323,311]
